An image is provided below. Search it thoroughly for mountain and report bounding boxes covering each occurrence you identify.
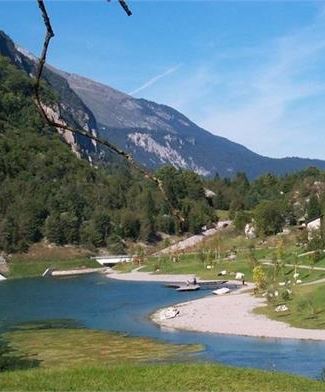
[57,69,325,179]
[2,30,325,179]
[0,54,218,253]
[0,31,99,162]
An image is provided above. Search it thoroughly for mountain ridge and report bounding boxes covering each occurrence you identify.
[55,62,325,179]
[1,30,325,179]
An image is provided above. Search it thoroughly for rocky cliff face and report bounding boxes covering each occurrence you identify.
[0,31,98,162]
[60,70,325,179]
[2,30,325,179]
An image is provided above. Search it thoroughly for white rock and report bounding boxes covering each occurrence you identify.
[244,223,256,239]
[275,305,288,312]
[160,307,179,320]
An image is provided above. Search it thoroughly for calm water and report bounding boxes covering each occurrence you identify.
[0,274,325,379]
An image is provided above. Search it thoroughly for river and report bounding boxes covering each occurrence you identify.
[0,274,324,378]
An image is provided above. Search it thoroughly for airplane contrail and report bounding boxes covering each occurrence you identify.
[128,64,182,96]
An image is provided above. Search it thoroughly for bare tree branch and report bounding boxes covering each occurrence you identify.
[118,0,132,16]
[107,0,132,16]
[34,0,185,224]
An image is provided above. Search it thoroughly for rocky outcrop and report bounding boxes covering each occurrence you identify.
[2,30,325,179]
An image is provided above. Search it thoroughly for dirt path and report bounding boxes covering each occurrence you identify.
[156,220,232,255]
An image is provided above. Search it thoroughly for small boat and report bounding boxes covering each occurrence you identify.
[176,284,200,292]
[213,287,230,295]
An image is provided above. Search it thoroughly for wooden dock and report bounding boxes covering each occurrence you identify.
[165,280,239,292]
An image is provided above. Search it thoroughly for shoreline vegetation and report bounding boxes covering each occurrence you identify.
[0,322,325,391]
[5,226,325,340]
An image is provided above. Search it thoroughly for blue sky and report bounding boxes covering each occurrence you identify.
[1,1,325,159]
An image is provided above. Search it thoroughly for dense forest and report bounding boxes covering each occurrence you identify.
[1,54,325,254]
[0,56,215,253]
[206,167,325,239]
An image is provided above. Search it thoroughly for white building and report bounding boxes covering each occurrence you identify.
[306,217,322,241]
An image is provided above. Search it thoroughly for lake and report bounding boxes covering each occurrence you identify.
[0,274,324,379]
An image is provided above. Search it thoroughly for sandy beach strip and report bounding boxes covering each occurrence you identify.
[107,269,325,341]
[152,288,325,341]
[107,269,199,283]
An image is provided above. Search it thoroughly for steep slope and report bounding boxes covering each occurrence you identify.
[0,31,98,161]
[2,30,325,179]
[0,53,217,252]
[58,70,325,179]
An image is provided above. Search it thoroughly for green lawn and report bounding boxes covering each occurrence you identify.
[144,254,253,281]
[2,323,325,391]
[8,258,100,279]
[4,243,99,279]
[255,283,325,329]
[1,363,325,391]
[113,262,137,273]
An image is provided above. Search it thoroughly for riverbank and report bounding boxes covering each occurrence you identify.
[108,269,325,341]
[108,268,199,283]
[152,288,325,341]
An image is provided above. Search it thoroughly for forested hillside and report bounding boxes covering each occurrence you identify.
[0,56,214,253]
[206,168,325,243]
[1,53,325,255]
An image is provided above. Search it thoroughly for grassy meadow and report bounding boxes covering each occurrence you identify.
[2,363,325,391]
[255,282,325,329]
[6,243,99,279]
[1,323,325,391]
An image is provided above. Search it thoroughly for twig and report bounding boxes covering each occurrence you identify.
[118,0,133,16]
[34,0,184,224]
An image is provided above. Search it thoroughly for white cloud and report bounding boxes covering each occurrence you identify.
[142,8,325,159]
[200,17,325,158]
